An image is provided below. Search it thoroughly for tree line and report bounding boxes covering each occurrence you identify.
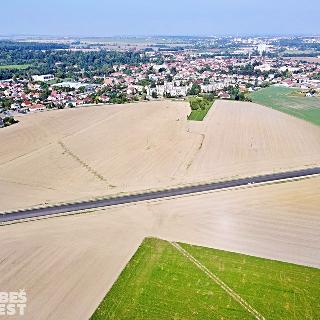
[0,41,149,80]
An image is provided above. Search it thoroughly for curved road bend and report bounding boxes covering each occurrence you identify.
[1,167,320,223]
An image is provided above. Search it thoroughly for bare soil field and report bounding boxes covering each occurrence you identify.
[284,56,320,63]
[0,176,319,319]
[0,100,319,212]
[0,101,195,210]
[186,100,320,181]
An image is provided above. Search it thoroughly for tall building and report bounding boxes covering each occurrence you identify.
[257,43,267,56]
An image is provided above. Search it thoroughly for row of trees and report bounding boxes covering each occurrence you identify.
[1,116,18,127]
[190,97,212,111]
[0,41,69,51]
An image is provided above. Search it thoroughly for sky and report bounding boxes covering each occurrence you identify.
[1,0,320,37]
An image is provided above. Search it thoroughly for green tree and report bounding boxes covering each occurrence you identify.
[188,83,201,96]
[1,98,13,109]
[40,88,51,101]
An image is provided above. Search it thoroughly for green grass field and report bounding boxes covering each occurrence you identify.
[91,238,320,320]
[251,86,320,126]
[0,64,31,70]
[188,107,212,121]
[281,50,316,56]
[187,97,213,121]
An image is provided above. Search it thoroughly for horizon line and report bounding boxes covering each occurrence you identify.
[1,33,320,39]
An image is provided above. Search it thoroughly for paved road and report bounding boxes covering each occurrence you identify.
[1,167,320,223]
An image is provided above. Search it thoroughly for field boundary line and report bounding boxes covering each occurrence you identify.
[58,141,114,187]
[171,242,265,320]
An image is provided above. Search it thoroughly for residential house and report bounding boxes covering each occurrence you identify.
[29,104,45,112]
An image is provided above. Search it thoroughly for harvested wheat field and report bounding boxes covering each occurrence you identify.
[0,100,319,211]
[0,176,319,319]
[186,100,320,180]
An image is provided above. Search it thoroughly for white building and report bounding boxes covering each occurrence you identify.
[32,74,55,82]
[153,64,167,72]
[201,83,224,93]
[51,82,97,91]
[10,103,20,110]
[170,86,188,97]
[255,64,272,72]
[279,66,300,73]
[257,44,267,56]
[147,82,190,97]
[29,104,46,112]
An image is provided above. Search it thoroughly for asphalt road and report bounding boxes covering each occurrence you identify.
[1,167,319,223]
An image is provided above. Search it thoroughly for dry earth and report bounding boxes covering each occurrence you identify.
[0,176,319,319]
[0,100,319,212]
[0,99,319,319]
[284,57,320,63]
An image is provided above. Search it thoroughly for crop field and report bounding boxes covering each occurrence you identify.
[281,50,317,56]
[0,64,31,70]
[91,238,320,320]
[1,176,319,319]
[251,86,320,126]
[1,100,320,212]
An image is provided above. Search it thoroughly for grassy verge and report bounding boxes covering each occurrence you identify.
[187,97,213,121]
[250,86,320,126]
[91,238,320,320]
[0,64,31,70]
